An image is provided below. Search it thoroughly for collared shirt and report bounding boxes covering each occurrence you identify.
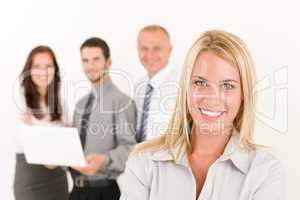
[134,66,180,141]
[73,79,137,181]
[119,134,286,200]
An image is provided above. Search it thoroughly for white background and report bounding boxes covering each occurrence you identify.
[0,0,299,199]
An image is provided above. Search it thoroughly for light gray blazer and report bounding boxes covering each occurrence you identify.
[73,79,137,180]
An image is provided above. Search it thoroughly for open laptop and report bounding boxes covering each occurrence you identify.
[19,125,87,167]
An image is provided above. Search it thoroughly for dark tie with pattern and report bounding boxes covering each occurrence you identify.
[79,93,95,149]
[70,93,95,179]
[136,83,153,142]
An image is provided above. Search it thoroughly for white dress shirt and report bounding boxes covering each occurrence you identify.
[134,66,180,140]
[14,91,71,153]
[120,134,286,200]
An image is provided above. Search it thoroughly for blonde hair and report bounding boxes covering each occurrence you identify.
[134,30,257,158]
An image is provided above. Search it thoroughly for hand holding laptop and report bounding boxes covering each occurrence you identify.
[71,153,107,175]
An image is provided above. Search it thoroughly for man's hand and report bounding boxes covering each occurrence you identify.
[72,154,107,176]
[45,165,57,170]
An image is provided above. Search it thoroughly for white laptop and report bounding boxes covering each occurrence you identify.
[19,125,87,167]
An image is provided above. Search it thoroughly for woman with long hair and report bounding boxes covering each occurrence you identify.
[14,46,69,200]
[120,30,285,199]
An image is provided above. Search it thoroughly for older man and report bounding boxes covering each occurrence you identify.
[135,25,180,142]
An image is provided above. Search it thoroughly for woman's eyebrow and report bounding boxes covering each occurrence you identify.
[221,79,239,83]
[191,75,207,80]
[192,76,239,83]
[192,75,239,83]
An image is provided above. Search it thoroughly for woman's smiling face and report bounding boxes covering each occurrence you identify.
[30,52,55,89]
[187,51,243,134]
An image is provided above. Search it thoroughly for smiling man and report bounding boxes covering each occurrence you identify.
[134,25,180,142]
[70,37,137,200]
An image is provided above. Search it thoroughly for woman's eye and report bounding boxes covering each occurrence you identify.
[222,83,235,90]
[194,80,207,87]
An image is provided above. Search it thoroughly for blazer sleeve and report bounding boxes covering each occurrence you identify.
[101,98,137,174]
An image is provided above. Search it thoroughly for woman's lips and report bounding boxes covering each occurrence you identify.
[198,108,225,118]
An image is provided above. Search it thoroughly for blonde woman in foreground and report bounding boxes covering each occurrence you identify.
[119,30,285,200]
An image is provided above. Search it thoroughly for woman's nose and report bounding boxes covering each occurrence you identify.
[206,84,223,97]
[34,68,48,76]
[202,86,226,106]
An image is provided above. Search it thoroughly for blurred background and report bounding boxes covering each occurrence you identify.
[0,0,298,199]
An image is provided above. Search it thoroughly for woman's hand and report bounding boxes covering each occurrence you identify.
[20,112,33,125]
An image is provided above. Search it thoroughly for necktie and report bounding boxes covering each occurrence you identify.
[136,83,153,142]
[79,93,95,149]
[70,93,95,178]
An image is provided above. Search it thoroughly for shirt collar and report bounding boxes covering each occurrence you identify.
[92,78,113,99]
[147,65,173,90]
[151,133,251,174]
[219,133,251,174]
[150,142,188,165]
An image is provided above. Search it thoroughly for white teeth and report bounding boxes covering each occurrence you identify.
[199,108,223,117]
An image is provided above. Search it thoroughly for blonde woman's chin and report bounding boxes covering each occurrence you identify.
[193,122,234,136]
